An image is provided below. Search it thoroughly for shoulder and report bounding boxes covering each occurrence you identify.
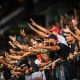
[57,35,67,45]
[57,43,70,49]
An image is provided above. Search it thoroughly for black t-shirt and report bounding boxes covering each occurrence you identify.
[27,55,39,72]
[18,56,29,68]
[49,43,70,60]
[49,51,59,60]
[57,43,70,59]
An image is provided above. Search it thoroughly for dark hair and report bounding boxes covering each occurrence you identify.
[48,34,57,40]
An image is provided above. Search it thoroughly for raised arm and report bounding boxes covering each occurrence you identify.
[30,18,50,34]
[62,27,80,41]
[28,23,48,37]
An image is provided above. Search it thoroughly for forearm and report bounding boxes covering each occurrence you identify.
[28,23,47,37]
[15,68,25,72]
[74,28,80,35]
[41,58,62,70]
[9,41,16,48]
[16,43,23,49]
[40,61,52,67]
[9,55,23,60]
[35,24,49,34]
[15,42,28,51]
[11,70,22,75]
[22,52,31,57]
[43,46,60,51]
[69,31,80,41]
[32,27,48,37]
[74,51,80,57]
[53,58,62,63]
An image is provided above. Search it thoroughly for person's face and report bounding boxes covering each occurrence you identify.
[41,53,50,62]
[32,41,38,47]
[44,37,49,45]
[48,38,57,46]
[65,34,74,42]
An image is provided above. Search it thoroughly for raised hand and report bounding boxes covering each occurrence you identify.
[62,26,71,33]
[9,35,16,42]
[30,18,37,26]
[72,19,78,28]
[67,53,74,60]
[28,23,34,30]
[8,41,16,48]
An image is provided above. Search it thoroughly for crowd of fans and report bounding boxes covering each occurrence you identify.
[0,8,80,80]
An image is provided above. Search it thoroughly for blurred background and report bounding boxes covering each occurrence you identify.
[0,0,80,50]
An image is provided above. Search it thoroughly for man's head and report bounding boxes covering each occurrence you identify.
[48,34,58,45]
[64,33,75,43]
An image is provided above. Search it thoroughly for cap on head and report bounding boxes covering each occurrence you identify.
[50,26,60,34]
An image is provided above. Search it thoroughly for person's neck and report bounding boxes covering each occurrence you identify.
[68,39,75,45]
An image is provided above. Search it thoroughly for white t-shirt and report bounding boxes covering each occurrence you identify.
[57,35,68,45]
